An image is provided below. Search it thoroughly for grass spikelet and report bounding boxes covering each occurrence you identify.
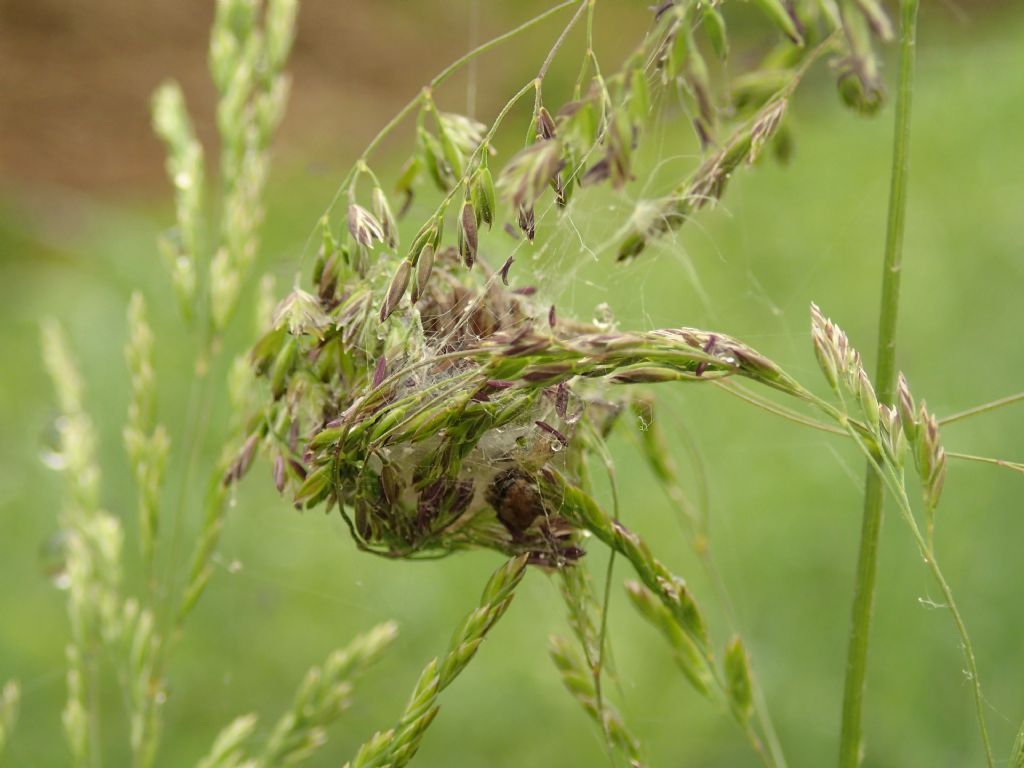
[624,581,712,697]
[197,713,258,768]
[124,293,170,579]
[257,622,397,767]
[120,599,164,768]
[542,471,710,654]
[42,321,124,764]
[207,0,297,333]
[151,81,203,318]
[724,636,754,722]
[548,635,644,766]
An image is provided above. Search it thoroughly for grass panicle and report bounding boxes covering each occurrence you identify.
[549,635,644,766]
[42,321,124,767]
[36,3,387,767]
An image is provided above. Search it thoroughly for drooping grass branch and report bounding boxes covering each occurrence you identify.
[809,306,994,767]
[541,468,779,767]
[346,557,528,768]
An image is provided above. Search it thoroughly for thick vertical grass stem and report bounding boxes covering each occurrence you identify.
[838,0,919,765]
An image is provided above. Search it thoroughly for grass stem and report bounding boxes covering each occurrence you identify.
[838,1,919,764]
[940,391,1024,426]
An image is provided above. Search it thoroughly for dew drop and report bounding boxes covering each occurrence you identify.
[40,530,70,589]
[52,572,71,591]
[39,415,66,470]
[39,449,68,471]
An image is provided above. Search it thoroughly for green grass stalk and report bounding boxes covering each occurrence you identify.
[838,0,919,764]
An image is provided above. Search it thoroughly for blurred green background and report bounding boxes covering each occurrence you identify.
[2,1,1023,766]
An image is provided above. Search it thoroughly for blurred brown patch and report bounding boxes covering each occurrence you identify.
[0,0,562,197]
[1,0,1004,198]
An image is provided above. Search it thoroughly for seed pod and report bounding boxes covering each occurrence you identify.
[897,373,918,442]
[372,187,399,249]
[270,337,297,399]
[436,118,465,180]
[517,205,535,242]
[858,368,879,432]
[724,636,753,722]
[318,250,339,301]
[628,67,650,126]
[498,255,514,286]
[418,128,452,190]
[273,454,286,493]
[856,0,894,41]
[750,0,804,44]
[372,355,388,388]
[667,22,693,81]
[309,425,345,449]
[812,329,839,394]
[368,405,409,444]
[293,464,330,505]
[380,259,411,321]
[536,106,557,140]
[379,462,402,506]
[407,220,437,264]
[473,166,495,229]
[460,200,478,268]
[347,203,384,247]
[311,252,325,288]
[915,401,934,480]
[703,5,728,59]
[412,244,434,302]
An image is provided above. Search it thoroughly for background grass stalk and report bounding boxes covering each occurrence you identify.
[839,424,994,765]
[838,0,920,764]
